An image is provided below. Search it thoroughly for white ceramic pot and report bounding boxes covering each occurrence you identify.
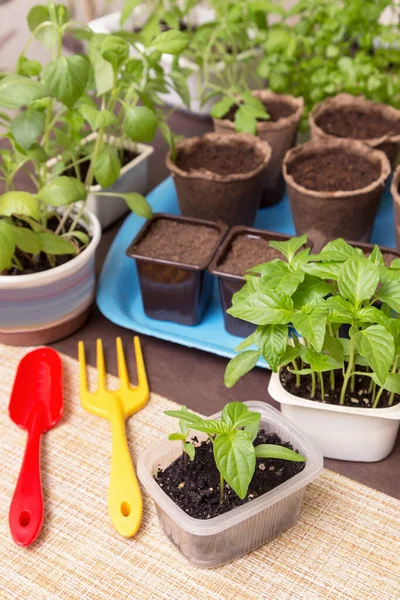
[0,209,101,346]
[47,134,153,230]
[138,401,323,568]
[269,372,400,462]
[89,8,261,117]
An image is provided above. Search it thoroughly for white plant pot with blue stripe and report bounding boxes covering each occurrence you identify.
[0,209,101,346]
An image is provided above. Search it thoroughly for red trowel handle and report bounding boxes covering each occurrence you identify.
[9,417,44,547]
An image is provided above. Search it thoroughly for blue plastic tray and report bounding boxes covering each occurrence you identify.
[97,176,396,368]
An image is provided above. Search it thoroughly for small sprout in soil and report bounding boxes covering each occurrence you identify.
[167,405,196,466]
[165,402,305,503]
[225,236,400,409]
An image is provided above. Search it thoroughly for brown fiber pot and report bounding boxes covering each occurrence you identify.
[166,133,271,227]
[391,165,400,250]
[213,91,304,208]
[309,93,400,168]
[283,138,391,243]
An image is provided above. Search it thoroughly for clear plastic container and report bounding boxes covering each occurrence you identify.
[137,402,323,568]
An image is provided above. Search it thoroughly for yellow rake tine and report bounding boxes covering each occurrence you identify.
[134,336,148,394]
[96,338,106,390]
[78,341,88,395]
[116,337,130,389]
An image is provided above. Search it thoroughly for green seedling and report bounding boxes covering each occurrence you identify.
[168,405,196,465]
[166,402,305,503]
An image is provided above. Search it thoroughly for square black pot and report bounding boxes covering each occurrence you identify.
[126,213,228,326]
[209,227,294,337]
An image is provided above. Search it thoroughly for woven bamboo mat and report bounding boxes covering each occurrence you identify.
[0,345,399,600]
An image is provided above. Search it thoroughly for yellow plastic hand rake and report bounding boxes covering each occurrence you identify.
[78,336,149,538]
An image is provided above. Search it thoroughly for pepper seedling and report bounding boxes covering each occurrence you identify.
[165,402,305,503]
[167,405,196,466]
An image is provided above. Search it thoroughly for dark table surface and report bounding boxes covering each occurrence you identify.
[50,111,399,500]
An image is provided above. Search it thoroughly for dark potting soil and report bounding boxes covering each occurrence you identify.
[176,141,262,176]
[155,429,305,519]
[224,98,296,123]
[4,217,88,276]
[65,149,138,186]
[287,149,381,192]
[316,107,400,141]
[218,236,283,276]
[280,368,400,409]
[132,218,220,265]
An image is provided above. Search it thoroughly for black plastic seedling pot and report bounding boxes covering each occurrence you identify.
[208,227,295,338]
[126,213,228,326]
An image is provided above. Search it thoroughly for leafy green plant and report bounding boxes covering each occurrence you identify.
[257,0,400,124]
[0,2,188,273]
[225,236,400,409]
[165,402,305,502]
[168,406,196,465]
[210,89,270,135]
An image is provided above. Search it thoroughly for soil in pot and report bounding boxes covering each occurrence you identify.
[176,141,261,177]
[131,218,220,265]
[287,149,381,192]
[218,235,282,276]
[3,216,89,276]
[155,429,305,519]
[65,148,138,187]
[280,368,400,409]
[315,108,400,141]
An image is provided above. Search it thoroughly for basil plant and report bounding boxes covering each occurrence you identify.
[0,2,189,272]
[165,402,305,502]
[225,236,400,409]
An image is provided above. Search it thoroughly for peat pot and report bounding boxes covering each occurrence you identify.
[283,138,391,242]
[213,91,304,207]
[166,133,271,227]
[309,93,400,167]
[269,372,400,462]
[137,402,323,568]
[0,209,101,346]
[126,213,228,326]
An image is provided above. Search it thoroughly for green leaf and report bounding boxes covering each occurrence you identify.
[234,105,258,135]
[251,262,304,296]
[310,238,359,262]
[43,55,90,108]
[112,192,152,218]
[0,75,46,109]
[0,191,40,220]
[93,147,120,188]
[368,245,385,268]
[292,275,331,309]
[278,345,300,368]
[101,35,129,70]
[301,347,342,373]
[150,30,189,55]
[357,306,390,326]
[377,281,400,313]
[302,262,341,280]
[123,106,158,143]
[255,444,305,462]
[0,220,16,271]
[17,57,42,77]
[211,96,235,119]
[185,442,195,461]
[62,230,90,246]
[10,110,45,151]
[228,290,293,325]
[169,71,190,109]
[38,232,77,256]
[370,372,400,395]
[120,0,144,25]
[353,325,395,385]
[255,324,287,372]
[323,295,355,324]
[78,105,116,130]
[13,226,41,254]
[221,403,261,439]
[292,309,327,352]
[178,405,191,436]
[214,430,255,499]
[338,257,379,308]
[168,433,185,441]
[27,5,57,48]
[323,334,344,363]
[89,34,114,96]
[269,235,307,263]
[36,177,87,207]
[224,350,261,388]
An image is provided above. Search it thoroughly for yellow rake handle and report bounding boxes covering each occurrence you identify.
[108,400,142,538]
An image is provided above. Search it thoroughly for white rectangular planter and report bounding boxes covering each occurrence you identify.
[269,372,400,462]
[47,135,153,230]
[89,8,261,117]
[137,401,322,568]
